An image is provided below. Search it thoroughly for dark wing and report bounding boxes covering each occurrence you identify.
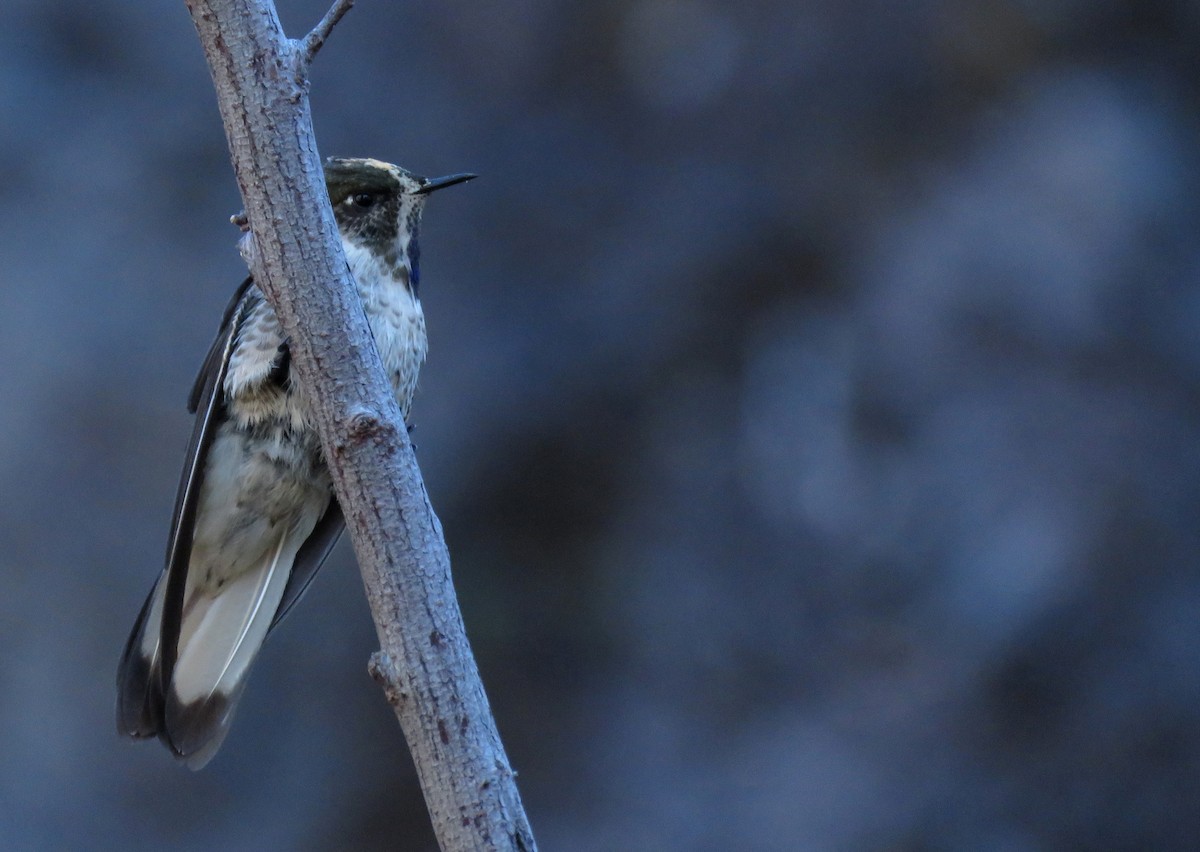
[161,278,257,695]
[115,576,166,737]
[271,499,345,629]
[116,277,255,742]
[188,276,257,414]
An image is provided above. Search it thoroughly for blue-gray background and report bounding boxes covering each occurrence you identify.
[1,0,1198,848]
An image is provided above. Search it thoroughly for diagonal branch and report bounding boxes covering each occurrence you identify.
[300,0,355,66]
[183,1,537,849]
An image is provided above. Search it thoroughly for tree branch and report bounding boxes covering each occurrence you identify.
[183,1,536,848]
[301,0,354,66]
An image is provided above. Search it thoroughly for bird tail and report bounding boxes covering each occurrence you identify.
[116,525,302,769]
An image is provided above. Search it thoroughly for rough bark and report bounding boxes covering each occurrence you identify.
[183,2,536,849]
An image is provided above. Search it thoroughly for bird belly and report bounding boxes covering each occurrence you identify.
[187,421,331,608]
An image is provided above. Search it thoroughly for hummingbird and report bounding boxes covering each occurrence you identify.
[117,157,475,768]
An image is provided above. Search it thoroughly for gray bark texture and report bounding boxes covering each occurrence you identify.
[183,1,537,849]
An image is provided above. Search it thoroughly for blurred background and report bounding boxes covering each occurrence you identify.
[1,0,1198,848]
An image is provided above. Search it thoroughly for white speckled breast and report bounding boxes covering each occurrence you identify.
[222,237,427,431]
[343,239,428,420]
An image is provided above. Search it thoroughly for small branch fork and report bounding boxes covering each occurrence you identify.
[183,0,537,849]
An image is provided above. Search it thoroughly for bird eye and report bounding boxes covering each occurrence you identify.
[350,192,376,208]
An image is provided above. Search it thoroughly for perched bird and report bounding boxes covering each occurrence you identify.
[117,157,475,768]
